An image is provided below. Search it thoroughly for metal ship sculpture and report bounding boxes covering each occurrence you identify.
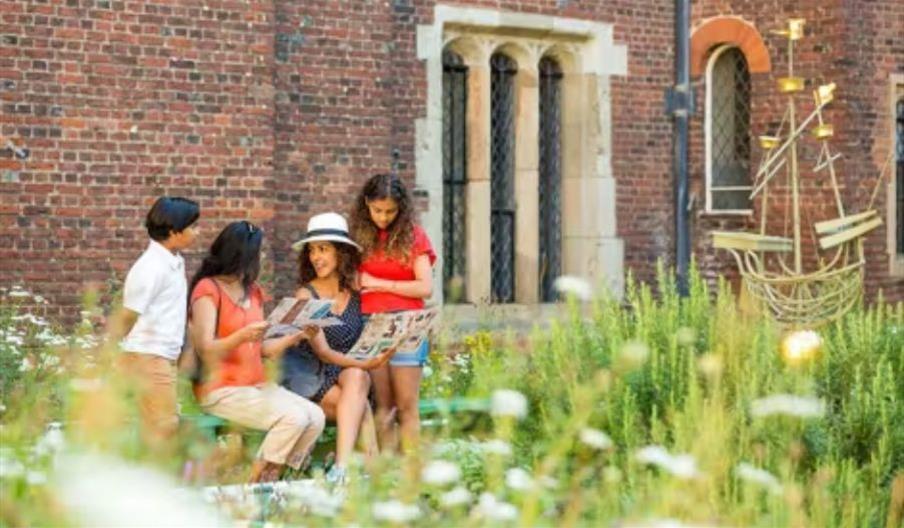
[712,19,890,327]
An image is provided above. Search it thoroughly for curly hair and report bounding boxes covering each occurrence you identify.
[349,173,415,262]
[297,241,361,293]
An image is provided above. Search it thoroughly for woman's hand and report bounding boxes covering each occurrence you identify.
[358,349,392,370]
[359,272,384,293]
[237,321,269,343]
[302,325,322,341]
[285,329,310,347]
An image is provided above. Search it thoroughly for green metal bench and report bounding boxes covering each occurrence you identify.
[181,397,490,442]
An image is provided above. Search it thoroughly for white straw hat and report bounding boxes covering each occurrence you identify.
[291,212,361,252]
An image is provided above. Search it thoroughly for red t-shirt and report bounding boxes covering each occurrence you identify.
[190,278,267,399]
[360,224,436,314]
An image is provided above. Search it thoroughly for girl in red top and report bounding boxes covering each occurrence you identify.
[350,174,436,452]
[188,221,325,482]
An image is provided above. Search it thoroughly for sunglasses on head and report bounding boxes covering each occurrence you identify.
[244,221,261,235]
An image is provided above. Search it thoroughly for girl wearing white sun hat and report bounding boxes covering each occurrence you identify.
[283,212,390,484]
[290,212,361,252]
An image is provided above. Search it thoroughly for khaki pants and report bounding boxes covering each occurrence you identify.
[118,352,179,449]
[201,384,325,469]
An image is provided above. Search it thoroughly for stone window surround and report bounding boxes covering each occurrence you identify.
[704,43,753,215]
[888,74,904,277]
[414,5,627,305]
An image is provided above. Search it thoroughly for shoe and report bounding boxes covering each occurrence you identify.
[325,465,347,487]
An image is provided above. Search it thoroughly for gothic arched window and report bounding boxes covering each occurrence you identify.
[441,49,468,301]
[538,56,563,302]
[490,53,517,303]
[706,45,753,213]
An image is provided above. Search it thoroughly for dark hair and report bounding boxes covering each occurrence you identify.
[189,221,263,300]
[349,173,414,261]
[145,197,200,241]
[297,241,360,293]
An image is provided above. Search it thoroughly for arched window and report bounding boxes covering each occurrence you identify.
[706,45,752,213]
[538,56,563,302]
[442,49,468,302]
[490,53,517,303]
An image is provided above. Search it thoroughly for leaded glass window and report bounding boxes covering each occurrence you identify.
[442,50,468,301]
[707,46,752,212]
[539,57,563,302]
[490,53,517,303]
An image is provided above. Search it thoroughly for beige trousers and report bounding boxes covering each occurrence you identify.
[201,384,325,469]
[118,352,179,448]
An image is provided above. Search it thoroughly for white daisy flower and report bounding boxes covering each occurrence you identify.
[372,500,420,523]
[750,394,825,418]
[579,427,613,450]
[634,445,700,479]
[26,470,47,485]
[735,463,783,494]
[0,457,25,479]
[481,439,513,456]
[553,275,593,301]
[285,481,344,518]
[474,493,518,521]
[505,467,534,491]
[34,422,65,457]
[439,486,472,507]
[54,453,227,526]
[491,389,528,419]
[421,460,461,486]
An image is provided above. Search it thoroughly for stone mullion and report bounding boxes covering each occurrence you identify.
[462,42,493,303]
[514,64,540,304]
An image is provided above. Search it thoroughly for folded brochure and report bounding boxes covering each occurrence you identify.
[264,297,343,339]
[348,307,438,359]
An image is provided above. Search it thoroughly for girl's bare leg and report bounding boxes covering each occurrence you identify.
[369,364,398,451]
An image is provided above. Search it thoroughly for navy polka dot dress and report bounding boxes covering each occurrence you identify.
[281,285,364,403]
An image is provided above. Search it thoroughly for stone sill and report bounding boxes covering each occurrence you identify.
[436,302,582,336]
[697,209,754,219]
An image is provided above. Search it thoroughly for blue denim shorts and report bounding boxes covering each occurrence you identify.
[389,337,430,367]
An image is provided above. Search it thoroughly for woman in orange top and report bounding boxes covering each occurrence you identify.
[350,174,436,452]
[188,221,325,483]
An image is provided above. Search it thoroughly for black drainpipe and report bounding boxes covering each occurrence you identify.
[666,0,693,296]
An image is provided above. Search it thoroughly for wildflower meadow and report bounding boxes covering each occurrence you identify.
[1,266,902,527]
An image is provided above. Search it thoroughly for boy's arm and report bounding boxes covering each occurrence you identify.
[107,259,156,344]
[105,307,140,344]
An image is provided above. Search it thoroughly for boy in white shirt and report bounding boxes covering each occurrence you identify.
[112,197,200,449]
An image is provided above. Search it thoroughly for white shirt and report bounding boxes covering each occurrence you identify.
[120,240,187,361]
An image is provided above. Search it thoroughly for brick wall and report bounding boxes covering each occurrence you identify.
[1,0,900,323]
[265,0,677,294]
[1,0,278,320]
[688,0,904,300]
[836,0,904,301]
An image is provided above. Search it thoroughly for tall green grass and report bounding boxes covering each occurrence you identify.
[1,265,902,527]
